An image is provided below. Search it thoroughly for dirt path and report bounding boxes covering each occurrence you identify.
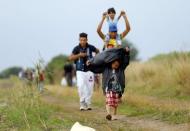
[1,80,189,130]
[41,92,190,131]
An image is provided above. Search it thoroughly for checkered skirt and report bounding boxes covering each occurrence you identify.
[106,91,119,108]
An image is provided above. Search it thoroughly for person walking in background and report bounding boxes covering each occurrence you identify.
[38,70,45,92]
[69,32,99,111]
[35,66,45,93]
[94,74,100,90]
[63,60,74,87]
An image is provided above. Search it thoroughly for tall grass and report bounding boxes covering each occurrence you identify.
[0,77,69,130]
[1,51,190,130]
[121,51,190,123]
[45,51,190,124]
[126,51,190,98]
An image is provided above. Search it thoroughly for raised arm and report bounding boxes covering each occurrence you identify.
[97,12,107,40]
[121,47,130,69]
[95,48,100,54]
[117,11,122,21]
[121,11,131,39]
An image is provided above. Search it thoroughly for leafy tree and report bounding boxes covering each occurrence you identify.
[45,54,68,84]
[122,39,139,61]
[0,67,23,78]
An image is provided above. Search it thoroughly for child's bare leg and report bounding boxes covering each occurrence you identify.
[113,106,117,115]
[112,106,118,120]
[106,105,111,114]
[106,105,112,120]
[118,94,122,103]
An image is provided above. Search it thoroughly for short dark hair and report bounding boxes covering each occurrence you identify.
[108,8,116,14]
[79,32,88,38]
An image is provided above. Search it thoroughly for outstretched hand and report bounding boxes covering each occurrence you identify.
[120,10,126,16]
[102,12,107,19]
[86,60,91,66]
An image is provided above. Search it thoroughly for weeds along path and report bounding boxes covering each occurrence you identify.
[41,87,190,131]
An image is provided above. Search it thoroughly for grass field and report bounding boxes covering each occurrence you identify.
[0,51,190,131]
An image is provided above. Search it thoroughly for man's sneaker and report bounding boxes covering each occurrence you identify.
[80,102,87,111]
[86,104,92,110]
[87,107,92,110]
[80,107,85,111]
[106,114,112,121]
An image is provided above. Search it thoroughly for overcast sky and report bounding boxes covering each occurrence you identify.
[0,0,190,71]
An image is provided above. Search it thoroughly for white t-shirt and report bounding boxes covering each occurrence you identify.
[107,16,118,27]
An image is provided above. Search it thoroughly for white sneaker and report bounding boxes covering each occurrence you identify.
[87,107,92,110]
[80,102,86,111]
[86,104,92,110]
[80,107,85,111]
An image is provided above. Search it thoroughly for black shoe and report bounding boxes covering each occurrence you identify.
[87,108,92,110]
[106,114,112,121]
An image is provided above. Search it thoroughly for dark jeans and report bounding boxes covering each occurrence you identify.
[65,73,73,86]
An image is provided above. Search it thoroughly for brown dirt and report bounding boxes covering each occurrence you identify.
[41,92,190,131]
